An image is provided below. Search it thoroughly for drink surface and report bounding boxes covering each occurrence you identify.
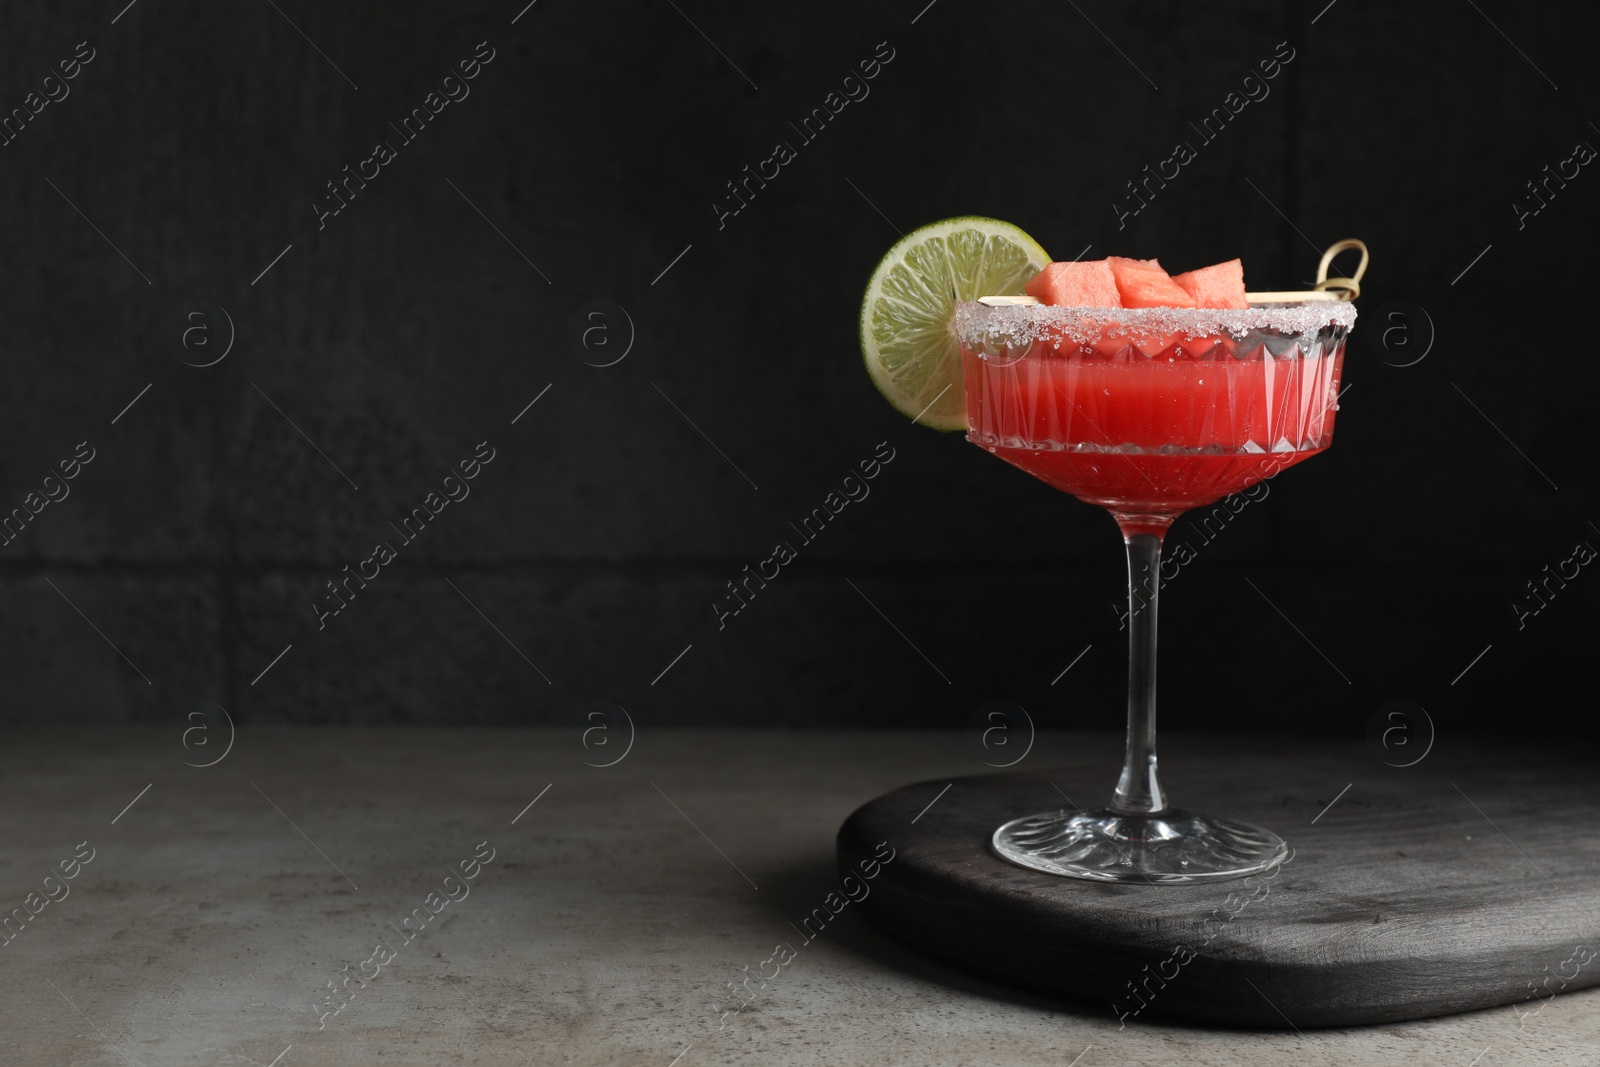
[961,333,1344,515]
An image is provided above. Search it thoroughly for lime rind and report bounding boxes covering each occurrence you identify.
[860,216,1049,431]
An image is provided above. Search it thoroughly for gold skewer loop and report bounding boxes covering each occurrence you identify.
[1312,238,1368,301]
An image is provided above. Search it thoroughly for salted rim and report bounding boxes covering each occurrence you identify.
[953,300,1358,346]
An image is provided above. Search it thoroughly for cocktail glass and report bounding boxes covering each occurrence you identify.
[955,299,1357,883]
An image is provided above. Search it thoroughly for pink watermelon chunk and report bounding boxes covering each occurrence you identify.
[1025,260,1121,308]
[1172,259,1248,309]
[1106,257,1196,308]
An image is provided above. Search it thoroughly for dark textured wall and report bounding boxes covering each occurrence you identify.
[1,0,1593,731]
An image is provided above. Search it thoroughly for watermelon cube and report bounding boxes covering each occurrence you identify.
[1025,260,1121,308]
[1172,259,1249,309]
[1106,257,1196,308]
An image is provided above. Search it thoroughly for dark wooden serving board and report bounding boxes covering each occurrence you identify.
[836,738,1600,1028]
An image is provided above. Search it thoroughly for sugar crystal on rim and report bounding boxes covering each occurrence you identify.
[953,301,1357,349]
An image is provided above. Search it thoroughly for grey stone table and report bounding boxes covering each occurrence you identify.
[2,728,1596,1066]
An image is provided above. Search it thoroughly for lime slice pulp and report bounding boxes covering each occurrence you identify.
[859,216,1049,431]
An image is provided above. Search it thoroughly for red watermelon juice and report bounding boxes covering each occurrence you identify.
[958,311,1345,534]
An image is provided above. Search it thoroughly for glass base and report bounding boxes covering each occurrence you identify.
[992,807,1288,884]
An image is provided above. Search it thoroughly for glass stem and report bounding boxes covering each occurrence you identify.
[1111,517,1172,816]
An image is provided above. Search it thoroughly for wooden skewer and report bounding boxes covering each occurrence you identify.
[976,295,1041,306]
[1245,289,1348,303]
[977,291,1343,307]
[977,239,1370,308]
